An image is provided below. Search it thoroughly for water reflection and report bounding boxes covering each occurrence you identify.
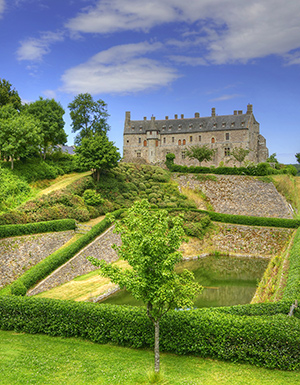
[100,255,269,308]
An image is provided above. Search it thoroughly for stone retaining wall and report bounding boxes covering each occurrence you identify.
[0,231,75,289]
[174,174,293,218]
[28,226,121,296]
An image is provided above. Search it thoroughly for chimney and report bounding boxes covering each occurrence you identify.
[151,116,155,121]
[125,111,131,127]
[175,114,178,119]
[165,116,169,120]
[234,110,237,115]
[181,114,184,119]
[238,110,243,115]
[143,116,147,121]
[247,104,253,114]
[195,112,200,118]
[211,108,216,117]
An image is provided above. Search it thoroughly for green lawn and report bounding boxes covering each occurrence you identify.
[0,330,299,385]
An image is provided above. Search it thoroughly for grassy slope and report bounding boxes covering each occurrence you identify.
[1,330,299,385]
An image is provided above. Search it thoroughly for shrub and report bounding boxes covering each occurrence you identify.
[83,189,104,206]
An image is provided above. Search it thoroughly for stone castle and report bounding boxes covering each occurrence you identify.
[123,104,269,166]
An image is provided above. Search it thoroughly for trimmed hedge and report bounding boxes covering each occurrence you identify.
[165,208,300,229]
[0,209,125,296]
[0,296,299,370]
[0,219,76,239]
[283,228,300,300]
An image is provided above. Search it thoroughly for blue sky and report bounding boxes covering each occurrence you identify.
[0,0,299,163]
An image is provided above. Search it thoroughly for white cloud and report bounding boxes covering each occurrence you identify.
[65,0,300,64]
[17,31,64,61]
[60,42,179,94]
[169,55,207,66]
[0,0,5,16]
[210,94,241,102]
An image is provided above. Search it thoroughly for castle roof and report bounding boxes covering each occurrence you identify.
[124,107,258,135]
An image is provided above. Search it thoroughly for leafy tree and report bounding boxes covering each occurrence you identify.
[231,147,250,166]
[0,78,22,111]
[0,105,42,169]
[68,93,110,145]
[295,153,300,164]
[74,134,120,181]
[87,200,201,373]
[185,145,216,166]
[24,97,67,159]
[266,153,280,169]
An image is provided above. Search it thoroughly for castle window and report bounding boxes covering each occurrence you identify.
[190,136,193,142]
[138,137,141,144]
[156,140,159,147]
[222,122,226,128]
[139,126,142,131]
[213,123,217,128]
[172,137,175,143]
[169,125,172,130]
[189,124,193,129]
[127,140,129,143]
[143,140,147,147]
[211,137,215,143]
[199,135,201,142]
[182,151,186,159]
[231,122,235,128]
[150,131,152,135]
[224,147,230,156]
[131,126,135,130]
[162,125,166,131]
[178,139,181,145]
[137,152,141,158]
[241,122,245,127]
[178,124,182,130]
[199,123,203,129]
[163,137,166,144]
[183,139,186,145]
[225,133,230,141]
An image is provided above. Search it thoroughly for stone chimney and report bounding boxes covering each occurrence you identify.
[247,104,253,114]
[181,114,184,119]
[195,112,200,118]
[125,111,131,127]
[238,110,243,115]
[175,114,178,119]
[234,110,237,115]
[211,108,216,117]
[165,116,169,120]
[143,116,147,121]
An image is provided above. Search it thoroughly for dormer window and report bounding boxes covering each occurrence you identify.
[139,126,142,131]
[241,122,245,127]
[222,122,226,128]
[199,123,203,129]
[168,125,172,130]
[178,124,182,130]
[213,123,217,128]
[231,122,235,128]
[162,125,166,131]
[189,124,193,129]
[131,126,135,130]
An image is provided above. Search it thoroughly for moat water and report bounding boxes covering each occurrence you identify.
[100,254,269,308]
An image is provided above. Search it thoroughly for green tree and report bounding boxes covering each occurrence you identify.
[68,93,110,145]
[24,97,67,159]
[267,153,280,169]
[295,153,300,164]
[74,134,120,181]
[185,145,216,166]
[231,147,250,166]
[0,79,22,111]
[87,200,201,374]
[0,105,42,169]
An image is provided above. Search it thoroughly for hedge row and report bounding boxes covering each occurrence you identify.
[0,219,76,239]
[282,228,300,300]
[0,296,299,370]
[0,210,125,296]
[165,208,300,229]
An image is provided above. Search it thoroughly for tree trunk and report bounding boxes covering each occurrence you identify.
[11,156,14,170]
[154,321,160,373]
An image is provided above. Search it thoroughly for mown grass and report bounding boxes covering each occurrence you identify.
[0,330,299,385]
[269,175,300,218]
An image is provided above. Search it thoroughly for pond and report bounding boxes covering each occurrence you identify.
[99,254,269,308]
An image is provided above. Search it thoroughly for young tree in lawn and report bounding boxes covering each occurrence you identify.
[68,93,110,145]
[74,134,120,182]
[185,145,216,166]
[23,97,67,159]
[231,147,250,167]
[87,200,201,374]
[0,78,22,111]
[0,105,42,169]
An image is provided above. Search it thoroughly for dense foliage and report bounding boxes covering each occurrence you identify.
[0,78,22,110]
[282,228,300,301]
[0,219,75,239]
[0,296,299,370]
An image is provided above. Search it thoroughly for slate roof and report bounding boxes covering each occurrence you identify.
[124,113,257,135]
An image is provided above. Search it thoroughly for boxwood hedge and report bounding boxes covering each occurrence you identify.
[0,219,76,239]
[0,296,299,370]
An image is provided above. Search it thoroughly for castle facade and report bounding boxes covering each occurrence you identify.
[123,104,269,166]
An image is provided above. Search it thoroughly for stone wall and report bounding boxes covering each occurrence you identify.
[0,231,75,289]
[174,174,293,218]
[28,226,121,296]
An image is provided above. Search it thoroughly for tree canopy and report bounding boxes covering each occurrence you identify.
[296,153,300,164]
[231,147,250,166]
[0,78,22,111]
[74,134,120,181]
[185,144,216,166]
[68,93,110,145]
[87,200,201,373]
[0,105,42,169]
[24,97,67,159]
